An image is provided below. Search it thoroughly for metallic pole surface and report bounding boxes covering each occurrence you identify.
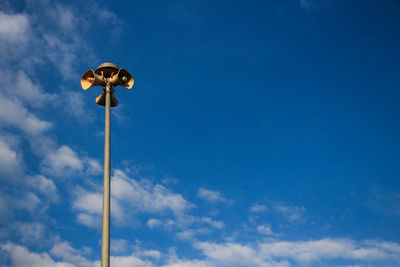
[101,84,111,267]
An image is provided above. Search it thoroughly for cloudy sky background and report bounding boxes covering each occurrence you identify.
[1,0,400,266]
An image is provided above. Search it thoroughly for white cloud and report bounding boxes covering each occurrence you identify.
[146,218,175,229]
[0,172,58,222]
[50,241,92,267]
[274,204,305,222]
[146,215,223,237]
[73,190,102,215]
[14,222,46,245]
[42,145,83,175]
[73,170,229,235]
[0,137,23,176]
[2,237,400,267]
[73,186,126,228]
[41,145,101,177]
[86,158,102,174]
[41,33,80,81]
[12,71,55,107]
[73,170,192,228]
[0,191,43,216]
[26,2,117,82]
[0,155,58,221]
[163,259,211,267]
[61,91,93,121]
[257,224,273,235]
[146,218,163,228]
[177,228,211,241]
[0,94,52,135]
[0,69,54,108]
[200,217,224,229]
[0,2,119,241]
[0,3,118,104]
[73,170,236,235]
[0,12,29,43]
[193,238,400,266]
[110,239,162,260]
[194,241,271,266]
[197,188,231,204]
[111,169,191,215]
[0,2,134,265]
[28,174,59,202]
[76,213,101,229]
[259,239,400,263]
[111,239,132,254]
[164,247,212,266]
[250,203,268,213]
[108,255,155,267]
[15,192,43,214]
[1,242,76,267]
[55,5,75,31]
[139,249,162,260]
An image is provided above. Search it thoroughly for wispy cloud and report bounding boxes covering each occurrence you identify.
[2,242,78,267]
[259,239,400,262]
[42,146,84,175]
[200,217,224,229]
[0,11,30,43]
[177,228,211,241]
[50,241,92,267]
[3,236,400,267]
[0,173,59,219]
[274,203,305,223]
[13,222,47,246]
[73,169,227,240]
[73,169,192,228]
[146,218,175,230]
[249,201,304,223]
[195,238,400,266]
[257,224,273,235]
[249,203,268,213]
[0,0,121,260]
[197,188,232,204]
[41,145,102,178]
[194,241,287,266]
[6,71,56,108]
[112,170,191,214]
[0,94,52,135]
[0,137,24,177]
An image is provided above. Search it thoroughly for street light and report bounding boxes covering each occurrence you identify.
[81,63,134,267]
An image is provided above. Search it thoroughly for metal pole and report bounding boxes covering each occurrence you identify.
[81,63,133,266]
[101,84,111,267]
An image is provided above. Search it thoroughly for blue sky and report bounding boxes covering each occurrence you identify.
[0,0,400,266]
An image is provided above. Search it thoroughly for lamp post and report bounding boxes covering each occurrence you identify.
[81,63,134,267]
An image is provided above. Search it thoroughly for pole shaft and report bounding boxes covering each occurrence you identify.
[101,85,111,267]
